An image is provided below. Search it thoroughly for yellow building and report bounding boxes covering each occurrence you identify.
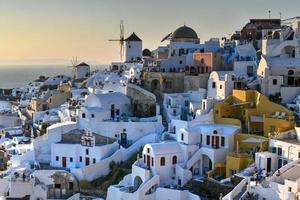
[214,90,295,137]
[226,133,269,177]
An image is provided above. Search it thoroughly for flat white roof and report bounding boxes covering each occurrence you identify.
[187,123,240,136]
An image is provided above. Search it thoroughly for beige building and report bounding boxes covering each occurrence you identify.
[28,83,71,117]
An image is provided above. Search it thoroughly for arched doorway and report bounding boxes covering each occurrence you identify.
[150,79,160,93]
[133,176,143,191]
[202,154,213,175]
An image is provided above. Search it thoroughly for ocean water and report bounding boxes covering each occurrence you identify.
[0,65,106,89]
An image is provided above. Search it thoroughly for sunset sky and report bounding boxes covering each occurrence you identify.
[1,0,300,65]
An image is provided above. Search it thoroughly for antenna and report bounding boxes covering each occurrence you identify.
[268,10,271,19]
[109,20,125,61]
[279,12,282,20]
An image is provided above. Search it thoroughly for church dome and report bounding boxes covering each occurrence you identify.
[171,25,198,41]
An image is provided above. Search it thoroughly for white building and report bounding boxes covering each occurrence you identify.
[163,89,206,122]
[73,62,90,80]
[233,43,257,77]
[149,25,220,72]
[107,123,239,200]
[78,92,131,123]
[4,169,79,200]
[124,32,143,63]
[51,130,118,168]
[129,63,143,81]
[238,159,300,200]
[207,71,235,100]
[256,128,300,174]
[258,20,300,103]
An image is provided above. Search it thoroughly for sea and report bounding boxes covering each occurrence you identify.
[0,65,107,89]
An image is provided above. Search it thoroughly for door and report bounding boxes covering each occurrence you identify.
[267,157,271,172]
[146,155,150,167]
[62,157,66,167]
[215,136,220,148]
[85,157,90,166]
[111,104,115,119]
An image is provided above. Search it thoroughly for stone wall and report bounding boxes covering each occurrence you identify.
[126,83,156,117]
[184,74,209,91]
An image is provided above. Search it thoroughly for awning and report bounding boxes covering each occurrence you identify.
[241,137,268,143]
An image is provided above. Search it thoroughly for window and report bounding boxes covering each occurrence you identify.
[55,184,61,189]
[179,60,183,64]
[221,136,225,147]
[181,133,184,141]
[212,82,216,88]
[277,147,282,156]
[86,149,89,155]
[151,157,154,166]
[160,157,165,166]
[128,45,131,48]
[283,160,288,165]
[147,148,150,153]
[79,156,82,162]
[56,156,59,161]
[288,187,292,192]
[82,113,86,118]
[185,100,189,107]
[70,157,73,162]
[206,135,210,145]
[91,114,95,118]
[273,79,277,85]
[298,152,300,158]
[93,158,96,164]
[172,156,177,164]
[165,81,172,89]
[220,84,222,89]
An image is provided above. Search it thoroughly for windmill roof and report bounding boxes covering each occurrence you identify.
[76,62,89,67]
[125,32,142,41]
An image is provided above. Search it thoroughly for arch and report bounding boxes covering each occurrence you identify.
[160,157,165,166]
[282,46,296,58]
[150,79,160,92]
[288,70,294,75]
[133,176,143,190]
[202,154,213,175]
[273,31,280,39]
[172,155,177,164]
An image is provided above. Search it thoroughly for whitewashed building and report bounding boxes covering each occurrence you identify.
[125,32,143,63]
[107,123,239,200]
[74,62,90,80]
[256,128,300,174]
[258,20,300,103]
[163,89,206,122]
[51,130,118,168]
[207,71,235,100]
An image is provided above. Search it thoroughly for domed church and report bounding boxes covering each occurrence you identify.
[155,25,204,72]
[170,25,200,43]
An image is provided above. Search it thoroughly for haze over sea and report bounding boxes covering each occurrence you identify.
[0,65,106,89]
